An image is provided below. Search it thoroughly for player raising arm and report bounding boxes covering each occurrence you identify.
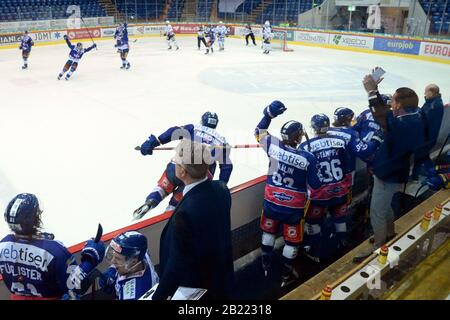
[114,23,131,70]
[57,35,96,80]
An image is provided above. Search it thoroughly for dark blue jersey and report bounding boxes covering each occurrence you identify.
[19,35,34,51]
[256,115,322,215]
[106,255,159,300]
[157,123,233,183]
[300,135,352,203]
[328,126,381,172]
[0,234,77,299]
[353,109,383,143]
[65,37,95,62]
[114,25,129,49]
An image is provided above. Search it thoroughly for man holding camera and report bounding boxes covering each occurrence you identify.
[353,70,426,263]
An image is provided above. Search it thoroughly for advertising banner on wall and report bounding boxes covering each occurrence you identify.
[172,24,201,34]
[233,26,262,38]
[420,41,450,60]
[128,25,145,36]
[0,33,22,45]
[273,29,294,41]
[101,28,116,38]
[330,34,374,49]
[373,37,420,55]
[67,28,101,40]
[144,25,165,35]
[295,31,329,45]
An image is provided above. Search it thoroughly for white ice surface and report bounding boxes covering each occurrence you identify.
[0,36,449,246]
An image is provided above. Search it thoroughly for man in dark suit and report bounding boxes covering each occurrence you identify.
[152,140,234,300]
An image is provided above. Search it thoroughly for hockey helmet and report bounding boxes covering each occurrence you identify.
[333,107,354,127]
[106,231,148,268]
[280,120,304,146]
[4,193,42,235]
[311,113,330,134]
[201,111,219,129]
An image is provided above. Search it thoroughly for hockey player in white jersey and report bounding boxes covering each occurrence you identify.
[262,20,273,54]
[164,20,179,50]
[216,21,228,51]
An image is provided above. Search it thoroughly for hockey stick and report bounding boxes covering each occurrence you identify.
[94,223,103,242]
[134,144,261,151]
[79,15,97,50]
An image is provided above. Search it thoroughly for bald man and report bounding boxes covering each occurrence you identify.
[411,84,444,180]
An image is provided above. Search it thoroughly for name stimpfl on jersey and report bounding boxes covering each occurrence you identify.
[315,148,339,160]
[268,144,308,169]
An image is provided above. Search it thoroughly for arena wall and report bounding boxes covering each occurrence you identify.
[1,22,450,63]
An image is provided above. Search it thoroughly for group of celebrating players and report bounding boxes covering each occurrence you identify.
[17,20,276,80]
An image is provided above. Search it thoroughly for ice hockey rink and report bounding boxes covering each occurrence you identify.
[0,36,449,245]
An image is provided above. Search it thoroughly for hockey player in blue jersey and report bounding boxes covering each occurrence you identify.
[255,101,322,287]
[99,231,158,300]
[205,24,216,55]
[299,114,352,263]
[328,107,383,177]
[19,31,34,70]
[353,95,390,147]
[0,193,105,300]
[114,23,131,70]
[134,112,232,220]
[57,35,96,80]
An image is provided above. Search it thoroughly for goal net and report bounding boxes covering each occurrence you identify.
[272,29,294,52]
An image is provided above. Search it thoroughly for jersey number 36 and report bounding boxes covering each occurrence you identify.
[319,159,343,183]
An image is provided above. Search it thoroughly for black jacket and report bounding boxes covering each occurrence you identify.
[152,180,234,300]
[421,94,444,148]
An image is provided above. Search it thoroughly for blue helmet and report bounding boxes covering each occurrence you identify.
[311,113,330,134]
[109,231,147,261]
[201,111,219,129]
[381,94,392,106]
[4,193,42,235]
[280,120,304,145]
[333,107,354,126]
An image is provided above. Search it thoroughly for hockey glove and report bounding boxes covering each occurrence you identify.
[425,173,450,191]
[133,199,158,221]
[99,267,117,294]
[140,134,161,156]
[81,239,106,267]
[264,100,286,119]
[61,291,80,300]
[63,35,68,40]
